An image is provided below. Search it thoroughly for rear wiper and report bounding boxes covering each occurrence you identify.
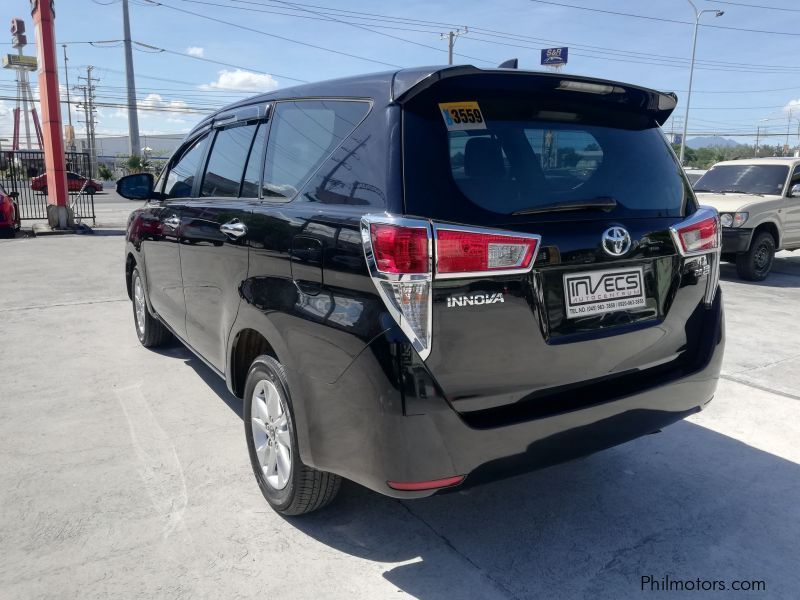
[512,196,617,216]
[692,188,719,193]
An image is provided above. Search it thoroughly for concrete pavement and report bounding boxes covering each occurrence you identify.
[1,234,798,599]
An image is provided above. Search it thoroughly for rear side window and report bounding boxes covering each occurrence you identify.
[241,124,267,197]
[201,122,258,198]
[163,133,210,199]
[404,85,690,222]
[262,100,369,200]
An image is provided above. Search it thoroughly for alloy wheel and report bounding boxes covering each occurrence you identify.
[250,379,292,490]
[133,275,146,338]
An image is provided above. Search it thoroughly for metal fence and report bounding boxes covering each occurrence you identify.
[0,150,96,225]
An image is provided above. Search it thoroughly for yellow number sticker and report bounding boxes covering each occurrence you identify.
[438,101,486,131]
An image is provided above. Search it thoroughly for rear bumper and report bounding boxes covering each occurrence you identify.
[290,292,725,499]
[721,227,752,253]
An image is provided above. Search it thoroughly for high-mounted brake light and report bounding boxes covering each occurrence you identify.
[435,225,540,278]
[670,206,721,306]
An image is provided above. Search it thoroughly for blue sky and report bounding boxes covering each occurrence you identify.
[1,0,799,144]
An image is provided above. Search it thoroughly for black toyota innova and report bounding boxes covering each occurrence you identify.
[119,66,724,515]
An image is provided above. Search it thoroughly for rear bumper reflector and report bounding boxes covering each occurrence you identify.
[387,475,465,491]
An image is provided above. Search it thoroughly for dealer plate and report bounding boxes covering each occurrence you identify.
[563,266,646,319]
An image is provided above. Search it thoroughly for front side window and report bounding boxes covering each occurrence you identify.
[262,100,369,200]
[163,133,210,199]
[201,123,258,198]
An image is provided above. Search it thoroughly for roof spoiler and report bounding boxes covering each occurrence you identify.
[392,65,678,125]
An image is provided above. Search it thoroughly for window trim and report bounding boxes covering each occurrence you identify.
[158,129,212,200]
[258,97,373,205]
[199,119,262,200]
[786,163,800,197]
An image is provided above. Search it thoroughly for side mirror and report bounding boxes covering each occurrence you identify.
[791,183,800,198]
[117,173,155,200]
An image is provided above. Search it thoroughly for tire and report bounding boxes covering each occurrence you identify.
[84,185,96,195]
[131,267,172,347]
[244,355,341,515]
[736,231,775,281]
[41,187,47,196]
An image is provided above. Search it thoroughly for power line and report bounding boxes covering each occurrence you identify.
[133,42,310,83]
[528,0,800,37]
[142,0,404,68]
[173,0,800,74]
[173,0,491,64]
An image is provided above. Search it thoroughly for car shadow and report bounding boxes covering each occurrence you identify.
[148,342,799,598]
[149,342,244,419]
[287,423,799,599]
[720,257,800,288]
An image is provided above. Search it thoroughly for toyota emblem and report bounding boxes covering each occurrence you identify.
[601,226,632,257]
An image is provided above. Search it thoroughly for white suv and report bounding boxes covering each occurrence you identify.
[694,157,800,280]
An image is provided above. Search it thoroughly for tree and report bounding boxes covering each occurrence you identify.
[124,154,153,174]
[97,164,113,181]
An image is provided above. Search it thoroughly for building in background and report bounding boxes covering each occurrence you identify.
[74,133,185,160]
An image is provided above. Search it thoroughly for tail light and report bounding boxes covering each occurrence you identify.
[434,225,540,278]
[670,206,721,306]
[369,223,429,274]
[362,216,433,359]
[362,215,542,360]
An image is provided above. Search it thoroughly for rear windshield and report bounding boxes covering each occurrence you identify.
[694,164,788,196]
[403,84,691,222]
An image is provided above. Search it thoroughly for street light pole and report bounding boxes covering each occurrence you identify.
[679,1,724,166]
[62,44,75,152]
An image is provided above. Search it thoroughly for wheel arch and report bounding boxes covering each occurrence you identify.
[752,221,780,249]
[229,327,280,399]
[125,252,137,299]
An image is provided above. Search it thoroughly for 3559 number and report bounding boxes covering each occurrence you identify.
[448,107,483,124]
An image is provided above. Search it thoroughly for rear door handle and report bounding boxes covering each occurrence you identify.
[220,219,247,239]
[163,215,180,229]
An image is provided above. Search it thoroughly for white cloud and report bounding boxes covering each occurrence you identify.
[186,46,204,57]
[200,69,279,93]
[785,99,800,113]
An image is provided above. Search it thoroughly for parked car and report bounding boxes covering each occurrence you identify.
[0,183,20,237]
[684,168,707,185]
[119,66,724,515]
[30,171,103,195]
[693,157,800,280]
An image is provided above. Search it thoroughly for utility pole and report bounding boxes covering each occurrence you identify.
[441,27,467,65]
[122,0,141,157]
[77,66,98,177]
[785,108,793,156]
[62,44,75,151]
[754,126,760,158]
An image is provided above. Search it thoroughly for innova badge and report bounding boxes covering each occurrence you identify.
[601,226,632,257]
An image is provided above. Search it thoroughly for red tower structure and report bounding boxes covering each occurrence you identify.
[30,0,69,227]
